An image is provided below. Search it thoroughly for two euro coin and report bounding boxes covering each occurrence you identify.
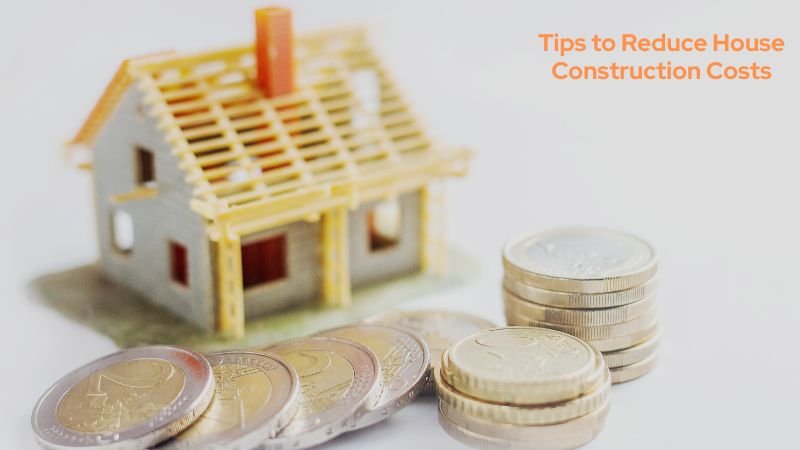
[265,323,431,448]
[32,346,304,450]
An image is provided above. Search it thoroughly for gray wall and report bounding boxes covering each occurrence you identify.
[349,192,422,288]
[240,192,421,313]
[93,87,216,330]
[240,221,321,318]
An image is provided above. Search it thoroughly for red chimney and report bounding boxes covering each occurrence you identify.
[255,7,294,97]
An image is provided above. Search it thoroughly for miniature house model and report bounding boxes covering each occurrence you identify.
[69,7,469,337]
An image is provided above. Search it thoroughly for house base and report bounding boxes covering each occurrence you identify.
[27,247,478,352]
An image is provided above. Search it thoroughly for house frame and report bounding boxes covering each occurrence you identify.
[70,26,469,338]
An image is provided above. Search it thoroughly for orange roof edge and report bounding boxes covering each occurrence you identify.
[67,51,176,148]
[65,24,369,150]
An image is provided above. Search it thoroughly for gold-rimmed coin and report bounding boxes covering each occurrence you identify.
[364,310,496,395]
[602,334,660,368]
[441,327,601,405]
[503,227,658,293]
[159,351,300,449]
[31,346,214,450]
[316,323,429,429]
[435,353,610,426]
[503,288,656,326]
[439,398,610,449]
[265,337,382,449]
[503,276,658,309]
[610,352,659,384]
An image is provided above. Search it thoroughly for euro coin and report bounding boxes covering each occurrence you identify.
[317,324,429,429]
[503,227,658,293]
[159,351,300,449]
[602,334,660,369]
[364,310,496,395]
[581,322,659,352]
[441,327,601,405]
[435,355,610,426]
[31,345,214,450]
[265,336,382,449]
[610,352,659,384]
[505,307,657,341]
[439,398,610,450]
[503,288,656,326]
[503,275,658,309]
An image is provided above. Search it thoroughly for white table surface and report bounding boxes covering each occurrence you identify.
[2,0,798,448]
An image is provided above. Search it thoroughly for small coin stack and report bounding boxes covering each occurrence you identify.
[436,327,611,450]
[503,227,660,384]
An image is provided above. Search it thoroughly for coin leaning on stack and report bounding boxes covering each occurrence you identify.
[435,327,611,450]
[263,336,384,448]
[316,323,430,428]
[365,310,497,395]
[503,227,661,384]
[261,324,432,448]
[158,350,301,449]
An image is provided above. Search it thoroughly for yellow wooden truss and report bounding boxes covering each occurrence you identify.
[72,27,469,337]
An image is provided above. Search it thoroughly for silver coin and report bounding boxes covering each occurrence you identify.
[158,351,300,449]
[31,345,214,450]
[264,336,382,449]
[583,322,660,353]
[505,306,658,340]
[503,288,656,326]
[602,333,660,369]
[317,324,429,429]
[610,352,659,384]
[364,310,496,395]
[503,227,658,293]
[502,275,658,309]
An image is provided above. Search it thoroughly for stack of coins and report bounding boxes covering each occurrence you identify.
[435,327,611,450]
[503,227,660,384]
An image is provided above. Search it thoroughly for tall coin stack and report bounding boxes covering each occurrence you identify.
[502,227,660,384]
[435,327,611,450]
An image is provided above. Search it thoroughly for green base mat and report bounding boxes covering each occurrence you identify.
[28,249,478,352]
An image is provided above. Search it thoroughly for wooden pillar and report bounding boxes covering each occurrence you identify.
[215,225,245,337]
[322,205,351,307]
[420,183,446,275]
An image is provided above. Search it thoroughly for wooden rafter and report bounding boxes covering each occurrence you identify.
[120,26,470,233]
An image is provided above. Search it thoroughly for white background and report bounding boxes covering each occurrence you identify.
[2,0,799,448]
